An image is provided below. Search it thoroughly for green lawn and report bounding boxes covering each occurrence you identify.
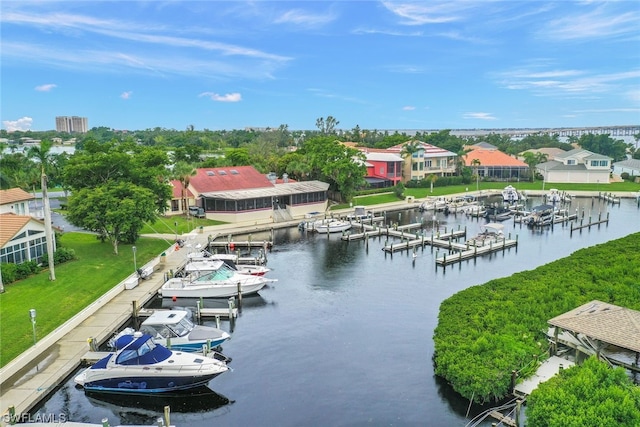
[139,214,226,236]
[0,233,169,368]
[3,181,638,367]
[330,181,640,209]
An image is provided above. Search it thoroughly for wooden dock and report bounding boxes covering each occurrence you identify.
[570,212,610,236]
[488,410,517,427]
[598,192,620,204]
[435,238,518,266]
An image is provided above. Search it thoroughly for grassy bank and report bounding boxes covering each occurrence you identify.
[0,233,169,368]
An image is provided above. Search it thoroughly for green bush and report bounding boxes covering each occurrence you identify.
[433,232,640,403]
[1,263,17,284]
[15,261,39,280]
[620,172,630,181]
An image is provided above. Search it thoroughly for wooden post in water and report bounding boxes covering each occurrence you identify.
[164,406,171,427]
[215,315,221,329]
[515,399,522,426]
[236,282,243,308]
[196,299,202,321]
[228,297,235,331]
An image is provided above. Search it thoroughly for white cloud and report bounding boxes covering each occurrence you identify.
[382,1,465,25]
[199,92,242,102]
[35,83,56,92]
[273,9,336,26]
[120,91,133,99]
[3,117,34,132]
[463,112,496,120]
[541,6,640,41]
[402,106,416,111]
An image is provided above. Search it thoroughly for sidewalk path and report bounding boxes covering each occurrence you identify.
[2,189,637,422]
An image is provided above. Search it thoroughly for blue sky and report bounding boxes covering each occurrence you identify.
[2,1,639,133]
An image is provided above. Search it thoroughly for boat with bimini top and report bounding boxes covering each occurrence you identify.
[74,332,229,394]
[109,310,230,352]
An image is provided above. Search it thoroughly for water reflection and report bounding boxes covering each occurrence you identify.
[28,198,640,426]
[156,294,270,310]
[84,386,231,423]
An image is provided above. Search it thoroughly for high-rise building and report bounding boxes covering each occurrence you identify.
[55,116,88,133]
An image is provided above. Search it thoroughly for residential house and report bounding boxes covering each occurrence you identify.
[0,188,34,216]
[612,159,640,181]
[388,141,457,182]
[358,148,404,188]
[536,148,612,184]
[464,148,529,181]
[0,188,49,265]
[518,147,567,162]
[169,166,330,224]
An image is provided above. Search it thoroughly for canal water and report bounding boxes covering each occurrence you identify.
[34,196,639,426]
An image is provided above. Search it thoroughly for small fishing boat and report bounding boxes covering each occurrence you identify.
[502,185,520,203]
[310,218,352,233]
[74,332,229,394]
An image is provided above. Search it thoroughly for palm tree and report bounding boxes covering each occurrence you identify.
[522,152,548,182]
[426,174,438,193]
[172,161,197,216]
[400,141,421,181]
[28,140,56,281]
[471,158,481,192]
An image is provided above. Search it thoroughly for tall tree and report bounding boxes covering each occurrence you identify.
[471,158,481,192]
[522,152,548,182]
[172,161,198,215]
[315,116,340,135]
[66,182,157,254]
[28,140,56,281]
[298,136,366,201]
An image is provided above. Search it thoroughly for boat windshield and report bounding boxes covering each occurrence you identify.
[169,317,194,337]
[195,265,235,281]
[115,338,157,364]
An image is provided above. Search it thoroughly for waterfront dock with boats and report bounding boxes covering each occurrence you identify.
[1,190,638,426]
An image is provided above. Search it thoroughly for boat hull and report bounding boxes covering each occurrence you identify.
[160,278,270,298]
[79,372,224,394]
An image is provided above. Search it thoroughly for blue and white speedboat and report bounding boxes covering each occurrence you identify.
[74,332,229,394]
[111,310,231,352]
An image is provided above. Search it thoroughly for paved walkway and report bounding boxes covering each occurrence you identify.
[1,189,637,423]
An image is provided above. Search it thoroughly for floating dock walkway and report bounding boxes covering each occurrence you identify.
[435,237,518,267]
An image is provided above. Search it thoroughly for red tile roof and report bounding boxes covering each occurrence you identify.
[0,188,35,205]
[0,213,40,247]
[189,166,274,193]
[169,181,195,199]
[464,148,528,167]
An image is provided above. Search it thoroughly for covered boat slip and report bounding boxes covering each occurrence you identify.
[508,300,640,402]
[547,300,640,375]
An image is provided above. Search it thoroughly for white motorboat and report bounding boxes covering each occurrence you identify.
[186,252,271,276]
[346,205,373,221]
[483,205,513,221]
[467,223,506,247]
[74,332,229,394]
[110,310,231,352]
[522,204,557,227]
[311,218,352,233]
[546,188,564,204]
[159,260,275,298]
[418,197,448,212]
[502,185,520,203]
